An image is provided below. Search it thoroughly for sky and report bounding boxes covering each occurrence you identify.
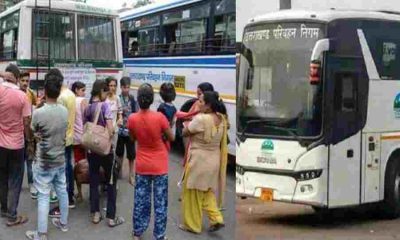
[86,0,171,10]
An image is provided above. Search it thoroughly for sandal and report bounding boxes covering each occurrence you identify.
[178,224,198,234]
[92,212,102,224]
[208,223,225,232]
[108,216,125,227]
[6,215,28,227]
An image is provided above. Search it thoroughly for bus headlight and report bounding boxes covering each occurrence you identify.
[295,169,322,181]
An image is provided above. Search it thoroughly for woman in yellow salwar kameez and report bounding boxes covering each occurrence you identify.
[179,91,228,234]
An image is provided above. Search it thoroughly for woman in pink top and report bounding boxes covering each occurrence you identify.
[71,81,88,164]
[127,83,174,240]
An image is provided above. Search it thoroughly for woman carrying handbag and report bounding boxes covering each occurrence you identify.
[83,80,124,227]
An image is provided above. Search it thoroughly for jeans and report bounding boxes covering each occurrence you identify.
[0,146,24,221]
[33,163,68,234]
[24,141,33,185]
[133,174,168,240]
[88,152,117,219]
[65,145,74,201]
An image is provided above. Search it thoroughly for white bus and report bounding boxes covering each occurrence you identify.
[0,0,123,96]
[119,0,236,156]
[236,9,400,218]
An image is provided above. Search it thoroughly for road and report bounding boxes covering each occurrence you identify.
[236,198,400,240]
[0,150,235,240]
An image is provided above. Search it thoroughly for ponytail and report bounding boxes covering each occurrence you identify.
[203,91,227,115]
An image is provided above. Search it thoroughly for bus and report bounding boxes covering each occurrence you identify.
[119,0,236,156]
[0,0,123,97]
[236,9,400,218]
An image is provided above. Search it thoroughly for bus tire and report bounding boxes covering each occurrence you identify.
[382,155,400,219]
[312,206,329,214]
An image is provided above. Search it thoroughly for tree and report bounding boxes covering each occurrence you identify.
[0,0,22,12]
[134,0,154,8]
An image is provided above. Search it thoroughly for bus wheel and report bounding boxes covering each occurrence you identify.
[312,206,329,214]
[382,157,400,219]
[312,206,332,220]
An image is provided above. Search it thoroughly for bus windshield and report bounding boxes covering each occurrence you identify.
[237,22,326,138]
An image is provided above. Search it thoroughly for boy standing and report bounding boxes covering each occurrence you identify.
[25,70,69,240]
[116,77,137,181]
[157,82,177,151]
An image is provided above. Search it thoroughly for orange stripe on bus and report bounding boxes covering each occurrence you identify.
[381,135,400,140]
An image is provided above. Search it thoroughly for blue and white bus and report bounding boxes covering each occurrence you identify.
[119,0,236,156]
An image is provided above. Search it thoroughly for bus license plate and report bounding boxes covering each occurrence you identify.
[260,188,273,202]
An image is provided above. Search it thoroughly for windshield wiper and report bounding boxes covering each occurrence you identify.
[240,119,302,142]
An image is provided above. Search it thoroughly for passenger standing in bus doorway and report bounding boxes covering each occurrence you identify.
[179,91,228,234]
[25,70,69,240]
[48,69,77,218]
[20,71,39,199]
[115,77,136,184]
[71,81,88,164]
[0,68,31,227]
[128,83,174,240]
[157,82,177,151]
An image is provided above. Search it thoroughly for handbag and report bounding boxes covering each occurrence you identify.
[82,103,112,156]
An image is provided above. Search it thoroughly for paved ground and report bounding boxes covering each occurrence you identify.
[0,150,235,240]
[236,198,400,240]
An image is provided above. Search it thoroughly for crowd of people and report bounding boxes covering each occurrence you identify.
[0,64,229,240]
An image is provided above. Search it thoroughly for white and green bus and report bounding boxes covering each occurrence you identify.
[0,0,123,96]
[237,9,400,218]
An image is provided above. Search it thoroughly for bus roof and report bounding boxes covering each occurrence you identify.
[119,0,203,21]
[248,9,400,25]
[0,0,118,18]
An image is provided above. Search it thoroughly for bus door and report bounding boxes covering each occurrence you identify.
[326,55,364,207]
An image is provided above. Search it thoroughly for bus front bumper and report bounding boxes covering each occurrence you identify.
[236,170,327,207]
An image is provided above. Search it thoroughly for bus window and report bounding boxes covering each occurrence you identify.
[122,15,160,57]
[363,20,400,80]
[162,2,210,55]
[177,19,206,54]
[78,15,115,60]
[138,27,158,56]
[0,11,19,60]
[334,72,358,112]
[33,11,75,60]
[213,0,235,53]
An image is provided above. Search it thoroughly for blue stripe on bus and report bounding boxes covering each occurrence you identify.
[120,0,201,21]
[123,57,235,65]
[124,64,235,69]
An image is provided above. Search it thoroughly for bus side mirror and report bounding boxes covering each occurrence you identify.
[311,38,330,62]
[309,39,330,85]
